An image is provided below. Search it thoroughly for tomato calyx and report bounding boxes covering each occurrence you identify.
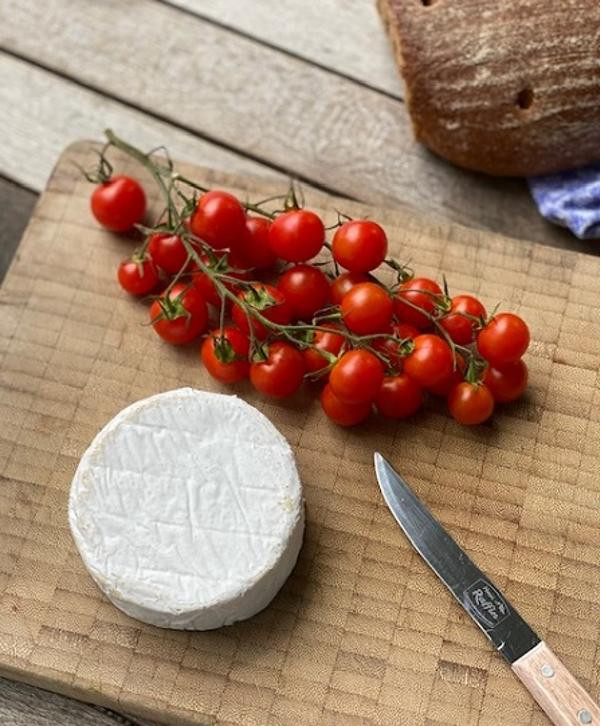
[211,334,244,364]
[151,289,191,323]
[464,354,488,386]
[243,285,278,311]
[282,182,302,212]
[385,258,413,284]
[129,248,153,276]
[79,147,114,184]
[250,341,270,364]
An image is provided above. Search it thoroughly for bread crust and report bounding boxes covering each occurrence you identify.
[377,0,600,176]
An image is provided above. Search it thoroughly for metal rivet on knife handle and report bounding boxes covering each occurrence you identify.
[542,665,555,678]
[512,641,600,726]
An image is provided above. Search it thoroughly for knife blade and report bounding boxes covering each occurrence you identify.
[374,452,600,726]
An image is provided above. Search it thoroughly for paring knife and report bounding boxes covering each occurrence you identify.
[374,453,600,726]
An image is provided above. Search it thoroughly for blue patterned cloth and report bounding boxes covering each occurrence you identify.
[529,165,600,239]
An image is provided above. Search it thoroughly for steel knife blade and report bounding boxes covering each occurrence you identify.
[374,452,600,726]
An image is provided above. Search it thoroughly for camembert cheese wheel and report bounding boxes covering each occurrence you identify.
[69,388,304,629]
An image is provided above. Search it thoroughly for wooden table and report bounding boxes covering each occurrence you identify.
[0,2,598,724]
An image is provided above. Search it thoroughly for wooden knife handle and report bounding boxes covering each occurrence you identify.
[512,641,600,726]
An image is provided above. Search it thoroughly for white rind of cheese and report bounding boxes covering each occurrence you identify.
[68,388,304,630]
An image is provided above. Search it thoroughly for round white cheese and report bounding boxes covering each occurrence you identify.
[69,388,304,630]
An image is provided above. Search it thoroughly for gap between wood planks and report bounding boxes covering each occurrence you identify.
[156,0,404,101]
[0,0,580,249]
[0,47,346,202]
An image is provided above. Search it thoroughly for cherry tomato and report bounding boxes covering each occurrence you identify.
[243,216,276,269]
[277,264,330,320]
[191,255,221,306]
[439,295,487,345]
[303,326,345,374]
[232,283,292,339]
[448,382,494,425]
[393,322,419,341]
[321,383,371,426]
[372,332,407,373]
[117,255,158,296]
[370,322,415,372]
[148,232,188,275]
[332,220,388,273]
[329,349,384,405]
[477,313,530,366]
[340,282,393,335]
[190,190,247,250]
[201,327,250,383]
[394,277,442,330]
[427,353,466,397]
[375,374,422,419]
[483,359,528,403]
[91,175,146,232]
[330,271,371,305]
[268,210,324,262]
[250,341,305,398]
[403,334,453,388]
[150,283,208,345]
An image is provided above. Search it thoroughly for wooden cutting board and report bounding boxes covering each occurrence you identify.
[1,141,599,726]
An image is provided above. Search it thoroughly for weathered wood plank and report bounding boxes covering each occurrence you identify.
[0,53,276,193]
[0,677,154,726]
[0,177,36,283]
[0,0,577,247]
[166,0,403,96]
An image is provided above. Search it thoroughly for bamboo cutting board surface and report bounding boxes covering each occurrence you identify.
[1,142,599,726]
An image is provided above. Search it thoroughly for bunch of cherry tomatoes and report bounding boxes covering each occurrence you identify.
[89,136,530,428]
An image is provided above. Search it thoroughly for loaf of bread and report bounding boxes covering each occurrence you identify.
[377,0,600,177]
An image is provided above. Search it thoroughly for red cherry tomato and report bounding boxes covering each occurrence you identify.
[394,277,442,330]
[393,322,419,341]
[329,349,384,405]
[321,383,371,426]
[330,271,371,305]
[269,210,324,262]
[117,255,158,296]
[340,282,393,335]
[148,233,188,275]
[200,327,250,383]
[371,324,414,373]
[91,175,146,232]
[243,216,276,269]
[190,190,247,250]
[477,313,530,366]
[439,295,486,345]
[191,256,221,306]
[332,220,388,273]
[150,283,208,345]
[375,374,422,419]
[277,264,330,320]
[370,322,415,372]
[483,359,528,403]
[403,334,453,388]
[303,326,345,374]
[427,354,466,397]
[448,382,495,425]
[232,283,292,339]
[250,341,305,398]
